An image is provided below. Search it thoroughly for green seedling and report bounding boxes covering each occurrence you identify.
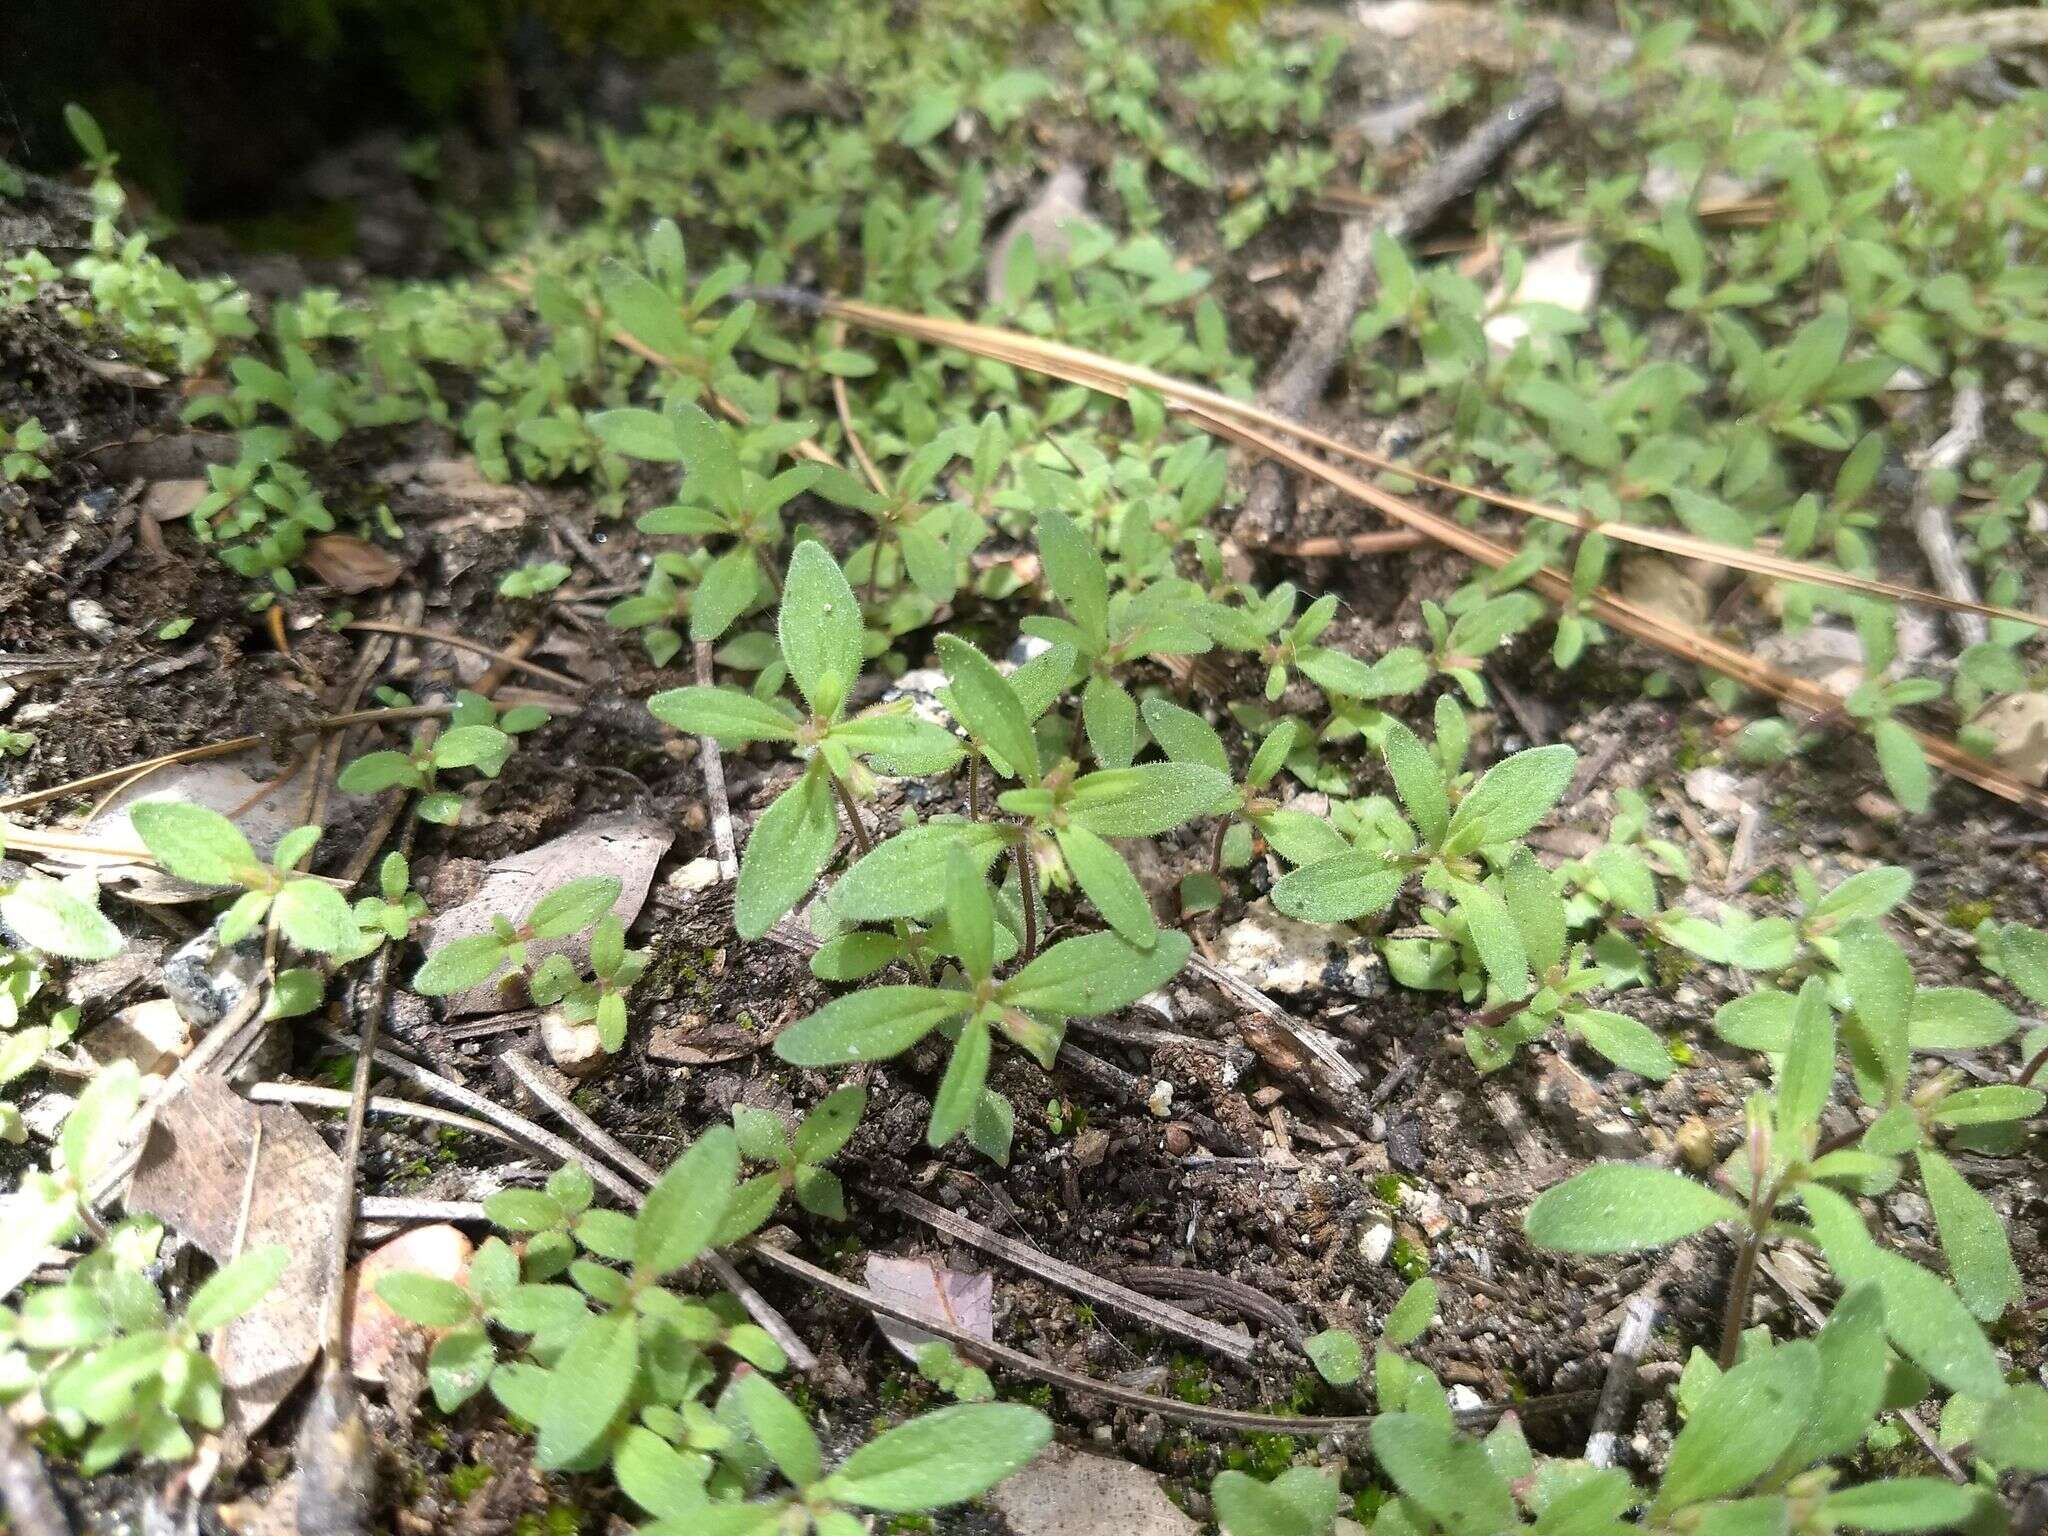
[728,1085,865,1226]
[412,876,623,998]
[129,802,358,959]
[337,690,546,824]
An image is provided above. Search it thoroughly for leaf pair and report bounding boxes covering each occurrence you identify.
[650,541,962,938]
[129,802,359,957]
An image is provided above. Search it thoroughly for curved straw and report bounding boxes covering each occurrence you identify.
[773,294,2048,818]
[810,296,2048,634]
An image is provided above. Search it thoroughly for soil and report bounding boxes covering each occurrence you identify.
[4,9,2045,1535]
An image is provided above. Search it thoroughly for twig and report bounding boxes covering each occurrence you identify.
[830,322,888,497]
[881,1187,1257,1365]
[1909,385,1988,649]
[1267,529,1429,559]
[341,621,583,691]
[695,642,741,880]
[1234,75,1562,542]
[335,1190,1591,1440]
[0,1413,69,1536]
[1584,1289,1659,1468]
[0,703,470,815]
[1188,954,1367,1103]
[243,1082,517,1146]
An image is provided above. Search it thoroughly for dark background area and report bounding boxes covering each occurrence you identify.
[1,0,748,220]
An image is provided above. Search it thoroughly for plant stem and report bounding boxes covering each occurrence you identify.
[2019,1043,2047,1087]
[1208,816,1229,877]
[826,767,874,856]
[1718,1225,1765,1369]
[1016,833,1040,963]
[968,754,982,820]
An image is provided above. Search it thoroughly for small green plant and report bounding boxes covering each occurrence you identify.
[4,1234,285,1472]
[377,1144,1050,1526]
[412,876,623,999]
[728,1085,865,1225]
[780,846,1189,1158]
[337,691,547,824]
[498,561,573,599]
[648,539,963,938]
[129,802,359,958]
[529,913,649,1052]
[1,418,52,484]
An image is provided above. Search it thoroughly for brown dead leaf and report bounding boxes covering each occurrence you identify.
[128,1074,340,1450]
[646,1012,770,1066]
[143,478,209,522]
[347,1225,472,1384]
[304,534,406,593]
[863,1254,994,1362]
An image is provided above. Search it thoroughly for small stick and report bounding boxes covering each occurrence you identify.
[0,704,468,815]
[1266,530,1429,559]
[330,1194,1595,1442]
[1909,385,1988,649]
[882,1187,1257,1365]
[1585,1289,1659,1468]
[341,621,583,691]
[829,323,889,497]
[694,642,741,880]
[0,1414,69,1536]
[243,1082,517,1145]
[1235,76,1562,542]
[296,933,396,1536]
[1188,954,1366,1098]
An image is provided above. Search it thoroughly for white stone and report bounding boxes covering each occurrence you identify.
[1485,240,1600,354]
[1217,899,1381,998]
[542,1009,607,1076]
[68,598,117,642]
[1146,1080,1174,1119]
[1360,1223,1396,1264]
[988,1444,1197,1536]
[666,856,723,897]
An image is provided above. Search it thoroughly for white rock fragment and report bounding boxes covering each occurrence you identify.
[542,1009,607,1077]
[68,598,117,642]
[1484,240,1600,354]
[1360,1223,1396,1265]
[666,856,724,897]
[1147,1080,1174,1119]
[1217,900,1381,998]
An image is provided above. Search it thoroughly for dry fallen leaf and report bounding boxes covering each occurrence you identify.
[646,1012,770,1066]
[128,1074,340,1450]
[347,1224,473,1384]
[304,533,406,593]
[419,812,674,1016]
[863,1253,993,1362]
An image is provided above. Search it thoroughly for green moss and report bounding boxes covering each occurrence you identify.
[1371,1173,1408,1204]
[1947,899,1994,930]
[448,1462,495,1501]
[1169,1354,1216,1405]
[1390,1237,1429,1282]
[1220,1431,1296,1480]
[1748,869,1787,897]
[513,1507,581,1536]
